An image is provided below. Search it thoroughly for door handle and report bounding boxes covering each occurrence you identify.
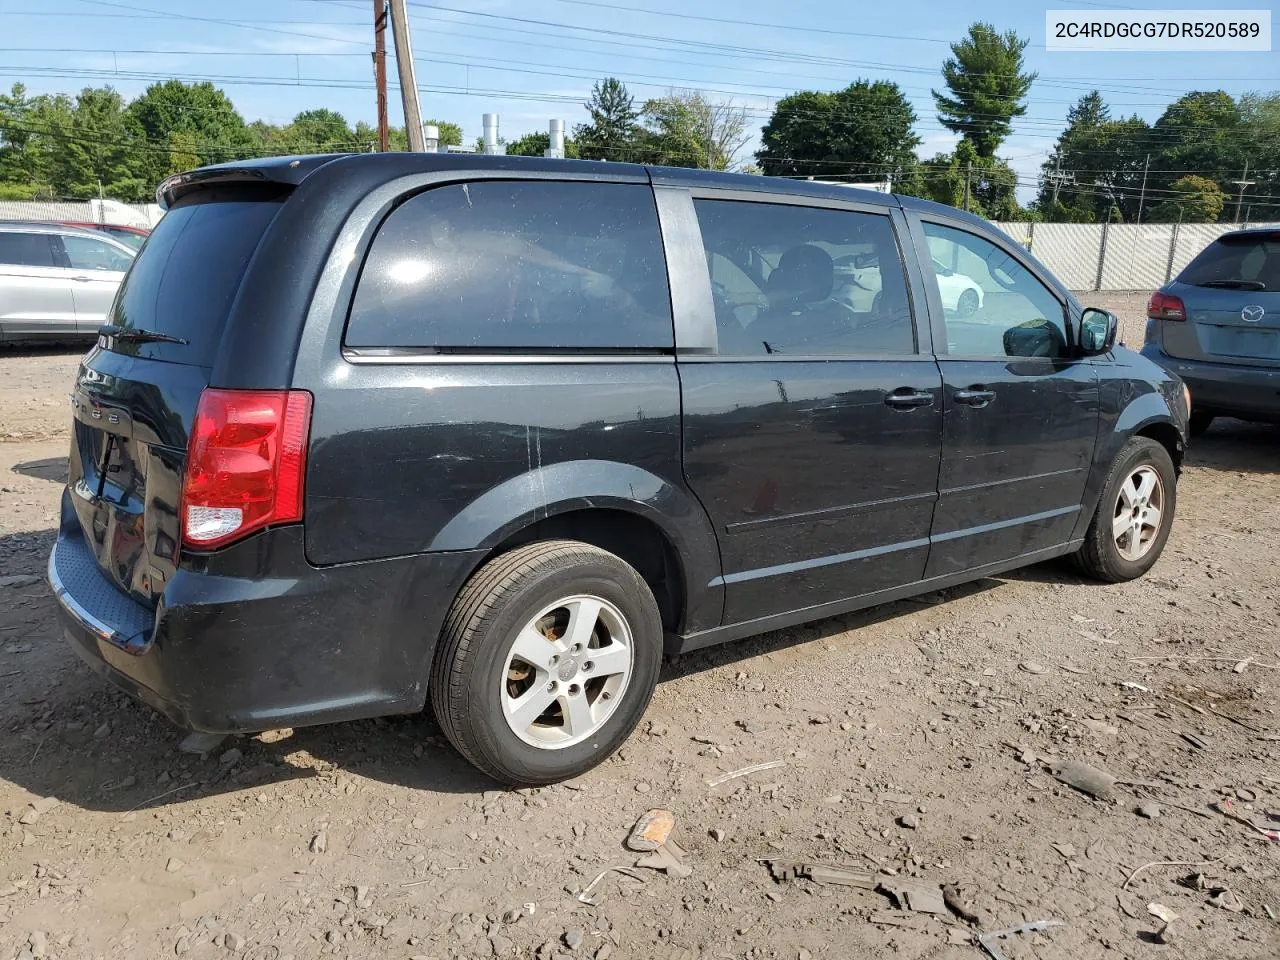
[72,276,92,282]
[884,389,935,410]
[954,387,997,407]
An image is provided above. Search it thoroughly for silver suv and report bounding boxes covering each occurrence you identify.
[0,222,136,343]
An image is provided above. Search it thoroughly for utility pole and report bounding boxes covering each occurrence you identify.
[1044,154,1074,214]
[962,164,971,213]
[387,0,424,151]
[372,0,389,152]
[1231,159,1255,224]
[1135,153,1150,225]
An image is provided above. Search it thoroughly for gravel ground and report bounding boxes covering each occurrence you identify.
[1,317,1277,960]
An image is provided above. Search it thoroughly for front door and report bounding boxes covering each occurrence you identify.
[678,194,943,625]
[914,218,1099,577]
[57,233,132,334]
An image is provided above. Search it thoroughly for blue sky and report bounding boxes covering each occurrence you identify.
[2,0,1277,199]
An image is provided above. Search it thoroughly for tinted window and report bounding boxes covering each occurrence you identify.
[1179,234,1280,289]
[346,181,673,350]
[0,232,56,268]
[62,234,134,272]
[693,199,914,356]
[107,198,282,364]
[924,222,1068,359]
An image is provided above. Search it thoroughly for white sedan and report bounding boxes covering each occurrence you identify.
[931,258,985,317]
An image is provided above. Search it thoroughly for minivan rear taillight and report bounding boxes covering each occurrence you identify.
[1147,292,1186,321]
[182,389,312,550]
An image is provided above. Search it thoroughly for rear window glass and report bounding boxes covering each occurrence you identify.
[107,197,282,363]
[1179,235,1280,289]
[0,232,57,268]
[345,180,673,351]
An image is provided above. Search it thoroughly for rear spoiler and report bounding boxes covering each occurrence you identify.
[156,154,349,209]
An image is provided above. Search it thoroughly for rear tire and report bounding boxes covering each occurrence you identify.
[1189,410,1215,438]
[431,540,663,786]
[956,289,979,318]
[1073,437,1177,583]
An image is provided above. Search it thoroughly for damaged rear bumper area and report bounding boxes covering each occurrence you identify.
[48,490,484,734]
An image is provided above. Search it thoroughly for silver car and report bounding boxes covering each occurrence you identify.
[0,222,136,343]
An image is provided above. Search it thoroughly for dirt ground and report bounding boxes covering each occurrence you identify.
[2,295,1277,960]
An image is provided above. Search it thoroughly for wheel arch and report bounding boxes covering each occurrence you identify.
[427,459,724,637]
[1072,387,1184,543]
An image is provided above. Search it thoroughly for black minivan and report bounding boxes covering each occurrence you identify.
[49,154,1189,785]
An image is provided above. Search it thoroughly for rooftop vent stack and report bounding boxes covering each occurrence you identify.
[482,113,504,155]
[545,119,566,159]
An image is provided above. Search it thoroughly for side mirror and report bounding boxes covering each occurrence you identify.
[1079,307,1118,356]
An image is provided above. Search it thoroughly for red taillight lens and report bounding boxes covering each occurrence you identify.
[1147,292,1186,321]
[182,388,312,550]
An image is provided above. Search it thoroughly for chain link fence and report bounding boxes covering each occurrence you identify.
[994,220,1280,292]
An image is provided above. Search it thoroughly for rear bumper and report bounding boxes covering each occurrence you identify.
[1141,345,1280,421]
[49,490,485,733]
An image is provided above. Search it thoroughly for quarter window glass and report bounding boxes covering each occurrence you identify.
[924,222,1068,359]
[693,199,915,356]
[346,181,674,350]
[0,232,56,268]
[62,235,134,272]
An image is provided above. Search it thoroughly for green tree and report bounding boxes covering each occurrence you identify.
[62,87,147,199]
[1037,92,1151,223]
[1147,91,1242,216]
[125,80,254,185]
[904,139,1020,219]
[505,131,580,158]
[757,80,920,182]
[933,22,1036,158]
[641,91,748,170]
[0,84,75,196]
[1239,92,1280,221]
[1149,175,1226,223]
[285,108,354,153]
[574,78,642,161]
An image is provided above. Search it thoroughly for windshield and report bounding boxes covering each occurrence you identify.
[105,197,282,364]
[1179,235,1280,290]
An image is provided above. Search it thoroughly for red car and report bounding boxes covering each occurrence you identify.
[59,221,150,250]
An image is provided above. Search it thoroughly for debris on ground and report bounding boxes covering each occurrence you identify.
[625,809,675,852]
[178,732,226,755]
[763,859,876,888]
[623,808,692,878]
[1214,798,1280,841]
[706,760,786,787]
[1048,758,1116,800]
[942,884,986,926]
[576,866,647,906]
[976,920,1063,960]
[1136,803,1162,819]
[876,879,946,914]
[1148,903,1179,945]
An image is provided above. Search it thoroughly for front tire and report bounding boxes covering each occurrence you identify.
[956,288,980,318]
[1073,437,1177,583]
[431,540,663,786]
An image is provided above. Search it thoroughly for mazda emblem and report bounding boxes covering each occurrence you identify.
[1241,304,1265,323]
